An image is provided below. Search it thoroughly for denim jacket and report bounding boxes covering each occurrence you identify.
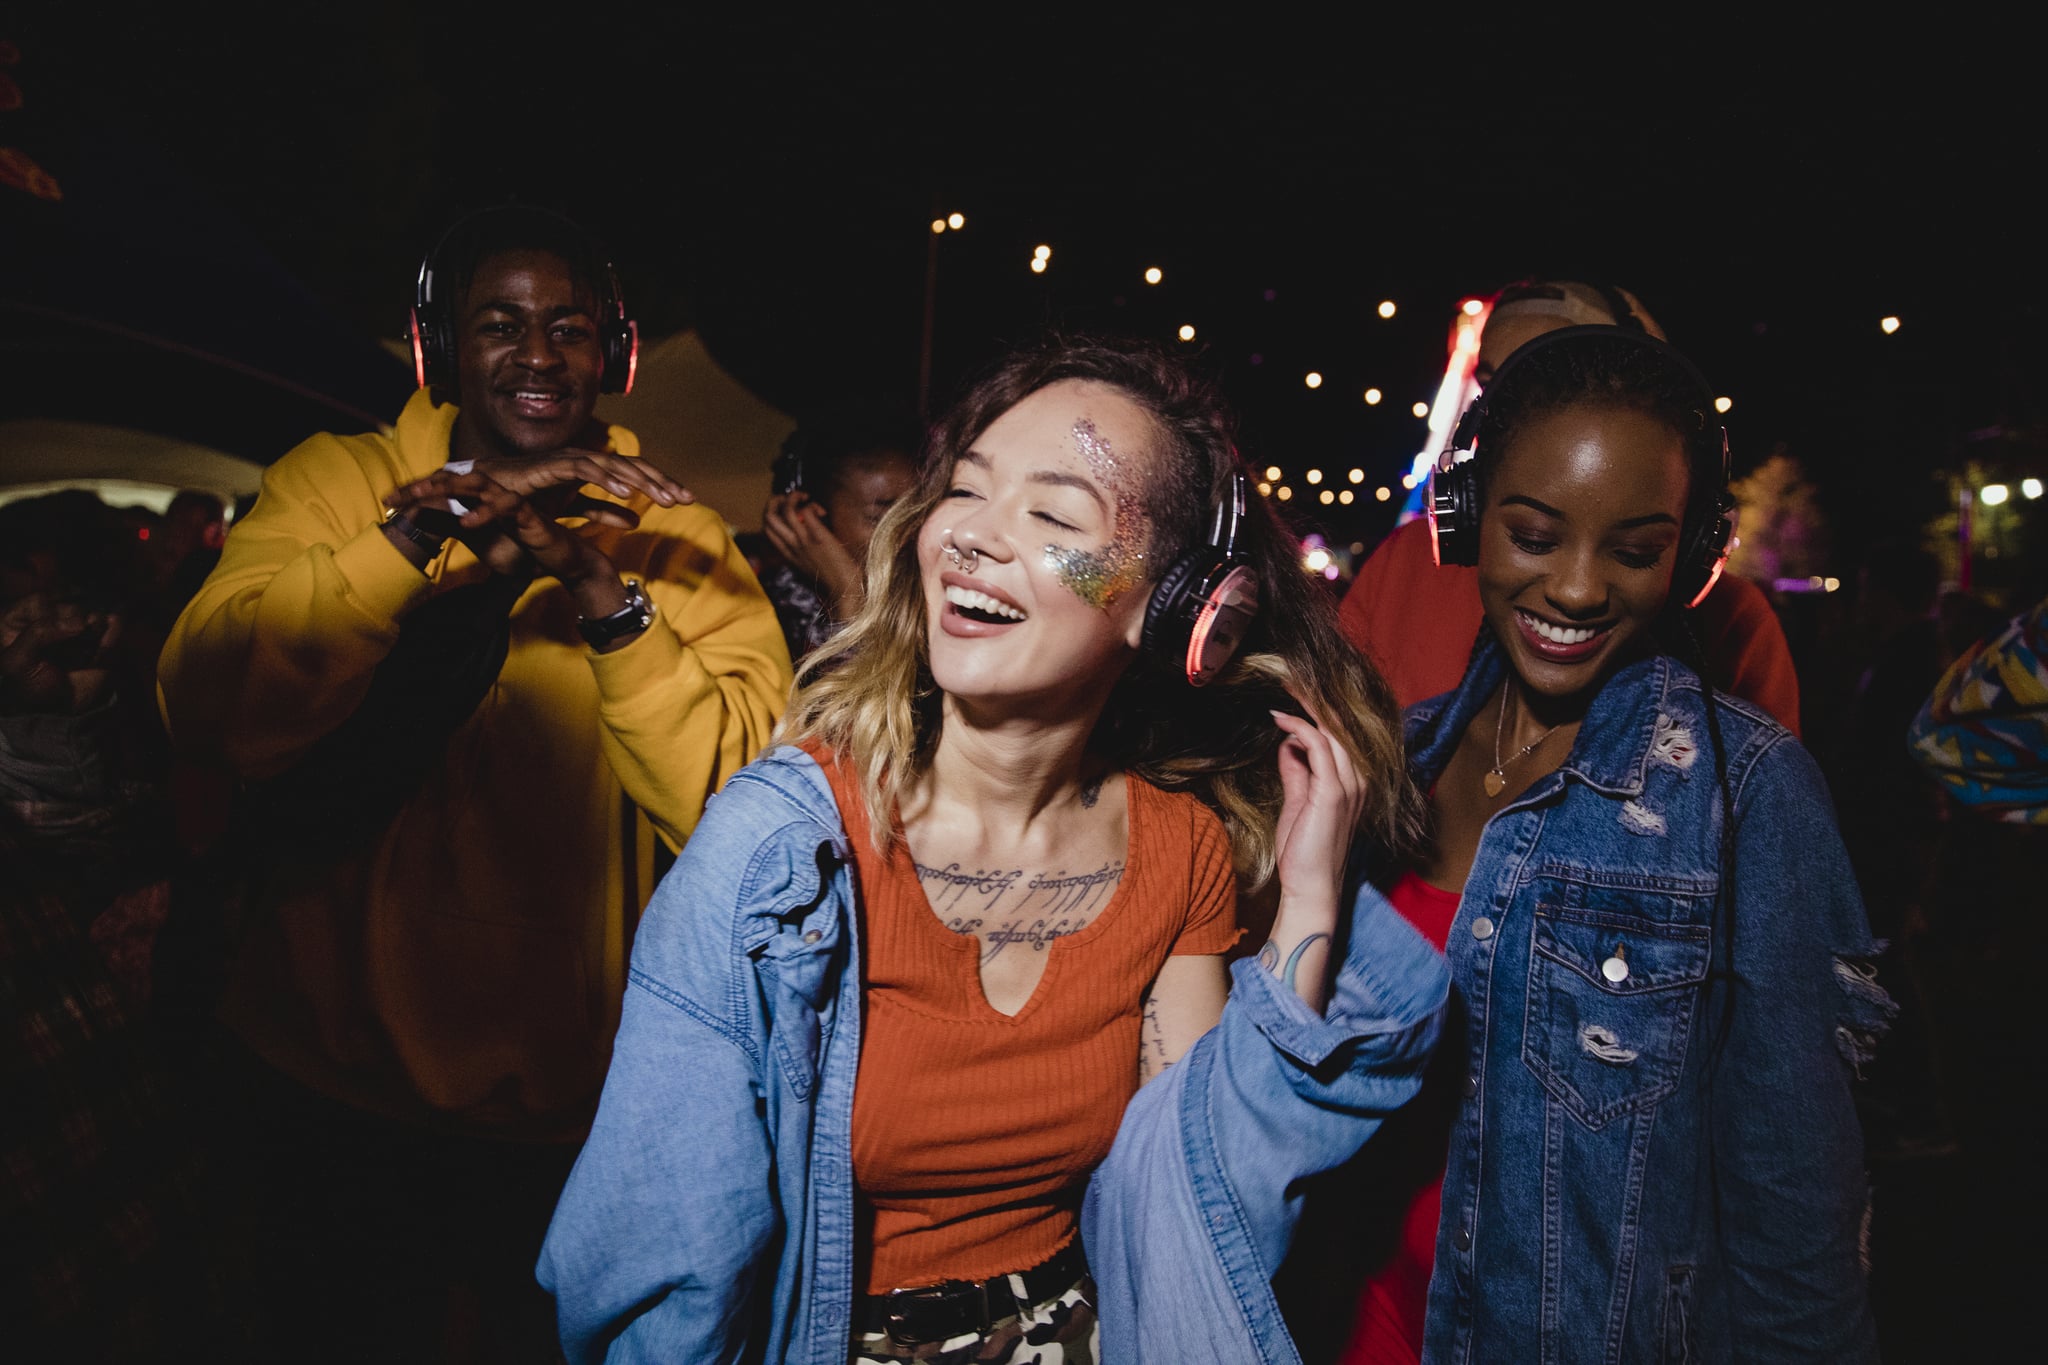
[1407,640,1890,1364]
[538,745,1449,1365]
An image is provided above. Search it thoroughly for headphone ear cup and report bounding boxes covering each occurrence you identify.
[1141,552,1210,663]
[602,317,639,395]
[1676,492,1735,610]
[410,304,455,391]
[1427,459,1482,568]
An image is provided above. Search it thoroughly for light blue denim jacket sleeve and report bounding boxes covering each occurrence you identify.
[1083,882,1449,1365]
[540,747,1449,1365]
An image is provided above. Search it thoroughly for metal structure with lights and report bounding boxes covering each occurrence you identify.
[1395,297,1492,520]
[1178,324,1196,342]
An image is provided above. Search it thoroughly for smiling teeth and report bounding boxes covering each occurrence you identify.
[1521,611,1599,645]
[944,585,1026,620]
[514,391,561,402]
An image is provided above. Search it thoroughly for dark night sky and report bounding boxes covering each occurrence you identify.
[12,8,2046,569]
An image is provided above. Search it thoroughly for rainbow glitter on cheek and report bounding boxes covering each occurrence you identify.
[1043,418,1149,609]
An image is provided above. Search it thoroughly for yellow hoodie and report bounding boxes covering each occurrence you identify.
[158,390,792,1139]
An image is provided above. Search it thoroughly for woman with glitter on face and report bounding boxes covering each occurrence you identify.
[539,336,1450,1364]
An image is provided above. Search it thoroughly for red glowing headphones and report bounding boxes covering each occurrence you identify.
[1141,469,1261,686]
[407,205,639,396]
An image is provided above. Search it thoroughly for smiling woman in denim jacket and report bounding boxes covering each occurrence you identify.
[538,337,1450,1364]
[1302,328,1892,1365]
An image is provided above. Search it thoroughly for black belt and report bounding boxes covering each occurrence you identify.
[858,1241,1089,1346]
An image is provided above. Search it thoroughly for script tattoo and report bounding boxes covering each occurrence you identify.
[914,862,1025,914]
[1140,991,1172,1078]
[916,858,1126,962]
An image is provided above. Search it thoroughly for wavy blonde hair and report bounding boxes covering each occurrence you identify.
[778,337,1421,888]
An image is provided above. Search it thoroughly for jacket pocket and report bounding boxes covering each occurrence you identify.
[751,896,845,1102]
[1522,897,1710,1128]
[1658,1265,1699,1364]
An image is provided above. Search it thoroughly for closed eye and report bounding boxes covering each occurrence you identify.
[1509,532,1556,554]
[1614,547,1667,569]
[1034,510,1081,532]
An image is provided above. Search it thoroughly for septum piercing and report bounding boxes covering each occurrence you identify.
[943,539,981,573]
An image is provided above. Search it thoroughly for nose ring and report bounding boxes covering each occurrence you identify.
[943,538,981,573]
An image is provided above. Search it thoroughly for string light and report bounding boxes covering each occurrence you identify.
[1304,547,1332,571]
[1375,486,1391,502]
[930,219,947,234]
[1981,483,2010,506]
[947,212,965,230]
[1824,577,1841,592]
[2024,478,2044,500]
[1377,300,1397,319]
[1401,472,1421,489]
[1264,465,1282,481]
[1144,267,1163,285]
[1319,490,1335,505]
[1178,324,1196,341]
[1411,401,1430,419]
[1306,469,1323,485]
[1034,245,1052,260]
[1030,258,1046,273]
[1348,468,1364,483]
[1881,316,1901,335]
[1363,388,1382,405]
[1339,489,1355,504]
[1257,481,1273,496]
[1277,485,1294,501]
[1715,396,1734,414]
[1305,371,1323,389]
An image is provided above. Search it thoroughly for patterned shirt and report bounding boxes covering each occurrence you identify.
[1908,596,2048,825]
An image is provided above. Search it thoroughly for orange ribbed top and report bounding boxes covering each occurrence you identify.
[818,751,1239,1292]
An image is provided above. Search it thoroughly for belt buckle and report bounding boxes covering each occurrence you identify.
[884,1278,990,1347]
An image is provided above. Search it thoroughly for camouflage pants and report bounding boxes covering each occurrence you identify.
[852,1274,1098,1364]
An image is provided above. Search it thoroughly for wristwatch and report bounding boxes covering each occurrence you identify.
[381,506,447,556]
[577,578,656,648]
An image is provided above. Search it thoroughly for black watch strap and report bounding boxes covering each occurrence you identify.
[577,579,656,648]
[382,507,447,555]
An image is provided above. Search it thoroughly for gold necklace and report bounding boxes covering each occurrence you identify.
[1484,685,1563,798]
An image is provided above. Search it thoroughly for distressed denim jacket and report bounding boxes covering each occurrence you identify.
[1407,640,1890,1365]
[538,746,1449,1365]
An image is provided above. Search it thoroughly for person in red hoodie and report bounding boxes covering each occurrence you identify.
[1336,280,1801,733]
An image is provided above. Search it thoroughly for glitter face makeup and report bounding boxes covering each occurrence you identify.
[1043,417,1149,608]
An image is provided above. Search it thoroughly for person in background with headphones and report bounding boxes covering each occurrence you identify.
[1338,280,1804,736]
[757,410,919,663]
[155,205,791,1362]
[539,336,1451,1364]
[1286,327,1885,1363]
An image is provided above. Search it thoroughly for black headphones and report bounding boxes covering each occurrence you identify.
[408,206,639,395]
[1141,468,1261,686]
[770,428,807,496]
[1426,325,1735,611]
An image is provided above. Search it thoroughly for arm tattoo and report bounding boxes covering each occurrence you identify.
[1141,992,1172,1075]
[1276,933,1331,993]
[1260,934,1331,993]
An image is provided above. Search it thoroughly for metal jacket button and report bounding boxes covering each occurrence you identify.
[1454,1227,1473,1251]
[1462,1075,1479,1099]
[803,929,822,944]
[1471,916,1495,941]
[1601,943,1629,983]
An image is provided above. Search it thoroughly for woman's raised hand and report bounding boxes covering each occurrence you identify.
[1261,703,1366,1012]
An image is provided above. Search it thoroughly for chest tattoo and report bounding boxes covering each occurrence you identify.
[915,858,1126,962]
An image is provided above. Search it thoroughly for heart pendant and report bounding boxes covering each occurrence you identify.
[1482,769,1506,798]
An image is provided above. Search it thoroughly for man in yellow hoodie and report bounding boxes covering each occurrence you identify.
[157,205,792,1360]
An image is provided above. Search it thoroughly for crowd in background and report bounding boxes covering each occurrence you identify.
[3,252,2043,1363]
